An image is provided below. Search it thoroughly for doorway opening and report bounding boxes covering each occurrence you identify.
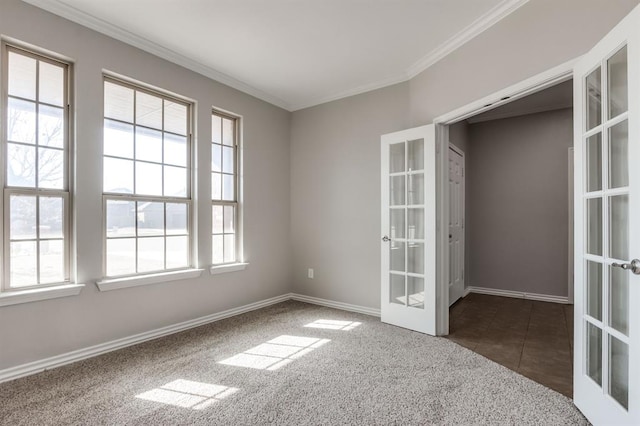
[441,78,575,398]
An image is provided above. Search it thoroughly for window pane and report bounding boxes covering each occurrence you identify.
[166,203,187,235]
[7,143,36,187]
[7,97,36,144]
[8,51,36,100]
[164,133,187,167]
[222,174,234,201]
[212,144,222,172]
[212,205,223,234]
[222,118,234,146]
[164,166,187,198]
[408,243,424,274]
[609,336,629,409]
[39,105,64,148]
[587,198,602,256]
[39,61,64,106]
[40,239,64,284]
[38,147,64,189]
[407,276,424,309]
[10,195,36,240]
[212,116,222,144]
[408,139,424,171]
[224,235,235,263]
[135,127,163,163]
[104,157,133,193]
[610,195,628,260]
[610,265,629,336]
[136,91,162,130]
[390,176,405,206]
[212,173,222,200]
[608,120,628,189]
[137,202,165,236]
[224,205,235,233]
[104,81,134,122]
[136,162,163,196]
[39,196,64,239]
[212,235,224,264]
[390,274,405,305]
[104,119,134,159]
[407,208,424,240]
[586,261,602,321]
[222,146,234,174]
[10,241,37,287]
[138,237,164,272]
[166,236,188,269]
[586,133,602,192]
[106,200,135,238]
[164,101,187,135]
[390,143,405,173]
[586,322,602,386]
[107,238,136,276]
[391,242,405,272]
[408,174,424,205]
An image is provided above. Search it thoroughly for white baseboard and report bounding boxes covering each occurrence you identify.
[467,286,570,304]
[0,292,381,384]
[290,293,381,317]
[0,293,290,384]
[463,286,472,297]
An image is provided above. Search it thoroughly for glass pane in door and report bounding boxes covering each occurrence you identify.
[390,143,405,173]
[587,198,603,255]
[390,242,405,272]
[407,139,424,170]
[407,208,424,239]
[407,277,424,309]
[390,273,405,305]
[608,46,628,119]
[609,336,629,409]
[609,194,628,260]
[390,176,405,206]
[586,67,602,130]
[587,322,603,386]
[390,209,405,240]
[586,133,602,192]
[586,261,602,320]
[408,174,424,205]
[609,120,628,189]
[609,265,629,336]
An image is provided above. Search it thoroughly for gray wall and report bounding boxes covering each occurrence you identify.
[290,1,638,310]
[290,83,410,308]
[449,121,471,288]
[409,0,639,124]
[467,109,573,297]
[0,0,291,370]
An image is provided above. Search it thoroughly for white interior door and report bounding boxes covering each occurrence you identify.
[448,146,464,306]
[573,4,640,424]
[381,124,436,335]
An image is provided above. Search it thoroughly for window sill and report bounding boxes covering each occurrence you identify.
[0,283,85,307]
[210,263,249,275]
[96,269,204,292]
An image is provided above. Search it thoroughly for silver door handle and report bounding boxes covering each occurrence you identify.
[612,259,640,275]
[382,236,391,242]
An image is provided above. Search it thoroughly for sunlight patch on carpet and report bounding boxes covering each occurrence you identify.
[304,319,362,331]
[219,335,330,371]
[136,379,239,410]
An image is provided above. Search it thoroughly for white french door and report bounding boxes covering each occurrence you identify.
[573,4,640,424]
[448,146,464,306]
[381,125,436,335]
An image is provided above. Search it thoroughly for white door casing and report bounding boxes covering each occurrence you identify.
[381,124,437,335]
[448,146,464,306]
[573,4,640,424]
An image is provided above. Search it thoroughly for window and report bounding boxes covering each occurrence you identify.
[2,45,71,291]
[103,77,192,278]
[211,111,239,265]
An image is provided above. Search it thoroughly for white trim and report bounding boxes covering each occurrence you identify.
[406,0,530,78]
[466,103,573,124]
[20,0,290,111]
[463,286,472,297]
[96,269,204,292]
[467,286,570,304]
[434,58,578,125]
[0,293,291,384]
[290,293,381,317]
[209,263,248,275]
[0,283,84,307]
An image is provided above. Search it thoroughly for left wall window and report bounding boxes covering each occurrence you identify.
[2,45,71,290]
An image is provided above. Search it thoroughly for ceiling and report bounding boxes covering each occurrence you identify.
[23,0,529,111]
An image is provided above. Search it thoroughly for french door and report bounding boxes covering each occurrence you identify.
[448,146,464,306]
[380,125,436,335]
[573,4,639,424]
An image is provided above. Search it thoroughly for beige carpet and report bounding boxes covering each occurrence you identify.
[0,301,587,425]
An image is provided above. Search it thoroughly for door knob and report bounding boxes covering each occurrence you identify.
[612,259,640,275]
[382,236,391,242]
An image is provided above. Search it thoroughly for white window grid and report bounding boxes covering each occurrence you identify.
[102,76,193,278]
[1,44,71,291]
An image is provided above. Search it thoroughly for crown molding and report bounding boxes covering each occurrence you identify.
[20,0,291,111]
[407,0,529,78]
[290,73,410,111]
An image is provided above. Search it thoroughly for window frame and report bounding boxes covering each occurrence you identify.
[1,42,73,293]
[101,75,195,279]
[211,109,241,266]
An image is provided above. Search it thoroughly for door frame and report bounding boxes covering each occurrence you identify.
[432,57,579,334]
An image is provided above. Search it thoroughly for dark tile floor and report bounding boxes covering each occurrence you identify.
[446,293,574,398]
